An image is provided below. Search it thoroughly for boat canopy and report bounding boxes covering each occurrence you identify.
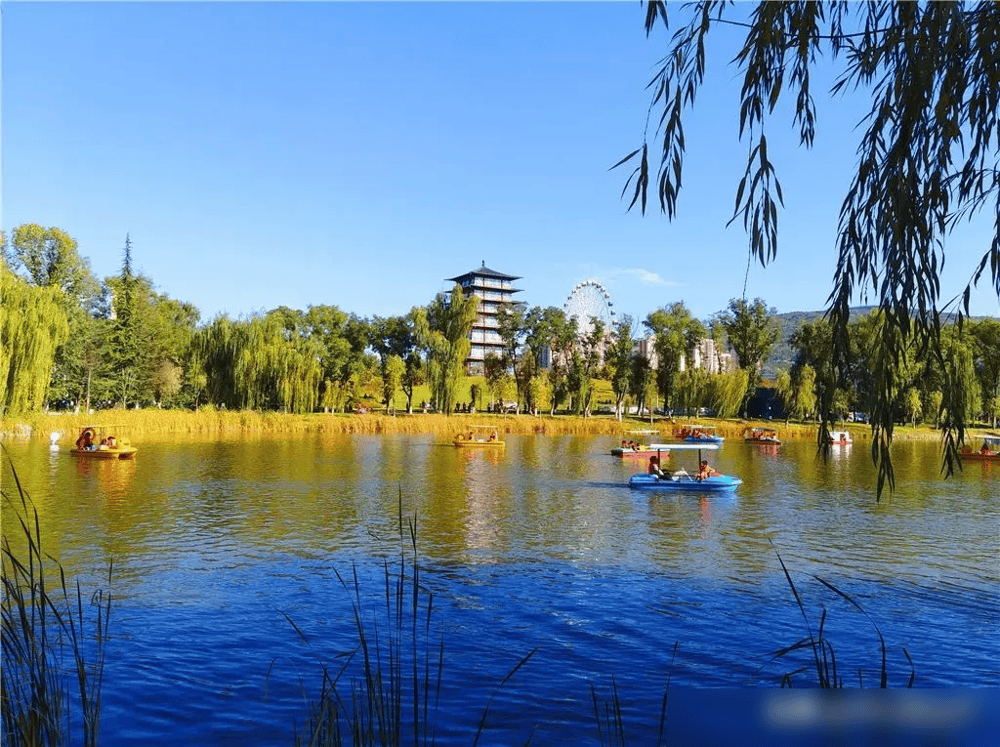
[649,443,720,451]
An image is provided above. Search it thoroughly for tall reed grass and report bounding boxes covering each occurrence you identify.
[766,547,915,688]
[1,455,112,747]
[288,493,535,746]
[7,406,875,443]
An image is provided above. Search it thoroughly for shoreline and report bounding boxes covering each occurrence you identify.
[1,409,949,444]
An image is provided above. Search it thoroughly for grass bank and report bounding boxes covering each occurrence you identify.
[4,407,951,444]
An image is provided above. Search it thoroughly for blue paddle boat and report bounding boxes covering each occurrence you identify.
[627,444,741,492]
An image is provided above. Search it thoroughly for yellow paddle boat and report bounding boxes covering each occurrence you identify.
[453,425,504,448]
[70,426,138,460]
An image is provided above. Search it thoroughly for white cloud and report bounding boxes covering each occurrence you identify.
[605,267,676,287]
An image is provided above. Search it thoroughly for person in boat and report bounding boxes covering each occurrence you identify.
[107,435,117,448]
[76,429,95,451]
[98,438,109,450]
[648,455,666,478]
[697,460,719,480]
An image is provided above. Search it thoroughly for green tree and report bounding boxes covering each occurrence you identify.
[527,373,551,416]
[418,284,479,415]
[496,304,528,410]
[107,235,151,408]
[2,224,104,410]
[795,365,818,422]
[146,294,200,407]
[708,368,749,420]
[643,303,705,413]
[578,318,608,417]
[3,224,99,304]
[604,316,636,421]
[383,355,405,415]
[619,1,1000,496]
[775,369,795,424]
[637,356,658,424]
[483,353,517,413]
[1,268,69,415]
[906,387,923,428]
[969,319,1000,425]
[719,298,781,414]
[302,305,356,413]
[369,313,420,413]
[927,390,944,428]
[523,306,576,415]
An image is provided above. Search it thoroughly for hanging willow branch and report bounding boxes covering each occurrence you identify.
[618,1,1000,499]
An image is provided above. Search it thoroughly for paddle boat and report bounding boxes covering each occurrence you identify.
[627,444,741,492]
[744,427,781,445]
[960,435,1000,461]
[611,430,662,458]
[453,425,504,448]
[674,424,725,443]
[824,430,853,445]
[70,426,138,460]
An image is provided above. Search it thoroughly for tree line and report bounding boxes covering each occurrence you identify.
[2,224,996,428]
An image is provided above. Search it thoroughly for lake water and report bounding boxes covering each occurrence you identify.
[2,431,998,745]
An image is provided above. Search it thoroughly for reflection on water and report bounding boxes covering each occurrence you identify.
[2,432,998,745]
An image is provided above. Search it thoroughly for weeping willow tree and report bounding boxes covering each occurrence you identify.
[191,314,323,413]
[233,315,323,413]
[1,268,69,415]
[620,1,1000,497]
[708,368,750,420]
[190,316,243,408]
[675,366,711,416]
[417,284,479,415]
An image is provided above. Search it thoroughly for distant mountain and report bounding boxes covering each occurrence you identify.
[762,307,874,379]
[760,306,993,380]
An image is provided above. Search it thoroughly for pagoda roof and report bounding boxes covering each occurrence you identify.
[446,261,521,283]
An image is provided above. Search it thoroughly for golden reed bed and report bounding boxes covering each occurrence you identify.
[0,408,944,444]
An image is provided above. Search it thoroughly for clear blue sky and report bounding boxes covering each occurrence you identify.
[3,1,997,327]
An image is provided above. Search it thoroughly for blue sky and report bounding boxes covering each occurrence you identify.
[3,1,997,328]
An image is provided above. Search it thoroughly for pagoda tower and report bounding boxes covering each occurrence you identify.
[445,262,523,374]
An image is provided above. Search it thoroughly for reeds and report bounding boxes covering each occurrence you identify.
[289,492,535,746]
[1,455,112,747]
[767,547,915,688]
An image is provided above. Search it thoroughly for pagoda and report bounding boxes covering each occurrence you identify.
[445,262,523,374]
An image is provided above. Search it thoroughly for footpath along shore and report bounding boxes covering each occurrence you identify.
[2,408,947,444]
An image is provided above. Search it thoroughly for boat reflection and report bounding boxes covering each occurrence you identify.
[74,454,137,503]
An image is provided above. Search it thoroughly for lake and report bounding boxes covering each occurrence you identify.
[2,431,998,745]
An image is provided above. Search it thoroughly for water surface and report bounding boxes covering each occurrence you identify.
[3,432,997,744]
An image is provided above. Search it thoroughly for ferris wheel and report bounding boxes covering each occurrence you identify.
[564,279,615,336]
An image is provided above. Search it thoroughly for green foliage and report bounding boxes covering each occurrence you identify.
[1,269,69,415]
[418,285,478,415]
[383,355,405,415]
[643,302,705,411]
[2,472,111,747]
[604,316,636,420]
[620,1,1000,497]
[3,224,99,306]
[720,298,781,413]
[708,368,749,419]
[369,311,421,414]
[795,365,818,422]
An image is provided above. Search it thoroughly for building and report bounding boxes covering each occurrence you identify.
[445,263,523,375]
[635,335,735,374]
